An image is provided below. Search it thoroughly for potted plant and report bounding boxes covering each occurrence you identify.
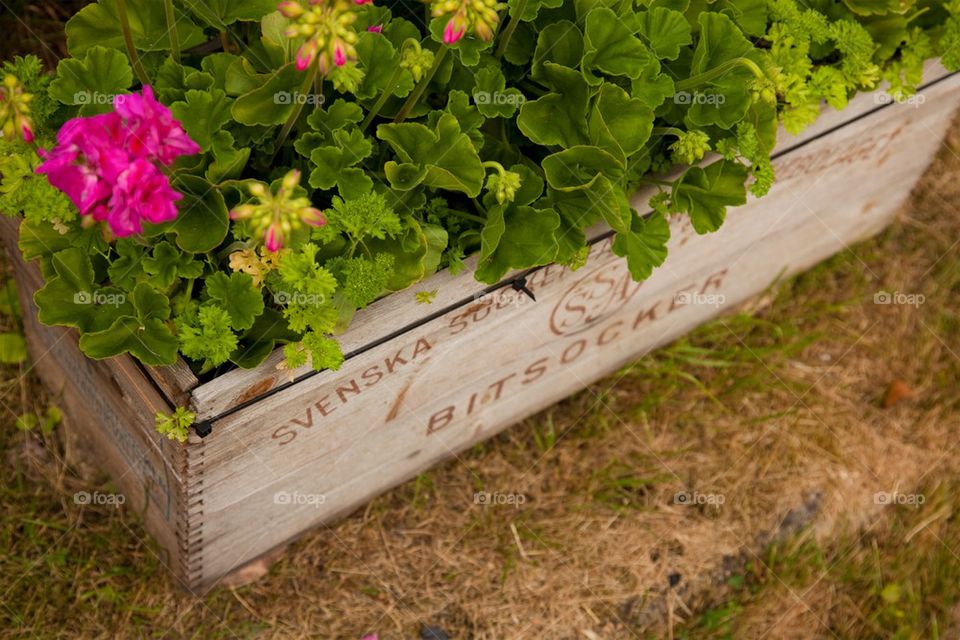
[1,0,958,589]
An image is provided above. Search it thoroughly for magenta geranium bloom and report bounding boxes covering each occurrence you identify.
[36,86,199,238]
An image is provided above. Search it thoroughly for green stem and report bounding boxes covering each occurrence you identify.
[674,57,765,92]
[361,65,405,131]
[394,45,448,123]
[219,30,233,53]
[116,0,150,86]
[494,0,527,60]
[652,127,685,138]
[273,66,319,158]
[640,177,673,187]
[448,208,486,224]
[518,80,547,97]
[163,0,180,63]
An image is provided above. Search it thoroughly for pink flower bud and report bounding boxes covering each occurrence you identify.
[443,17,466,44]
[265,223,284,252]
[301,207,326,227]
[21,123,33,143]
[333,42,347,67]
[277,0,303,18]
[367,25,383,33]
[296,40,318,71]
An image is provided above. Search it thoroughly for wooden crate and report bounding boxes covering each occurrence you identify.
[3,63,958,592]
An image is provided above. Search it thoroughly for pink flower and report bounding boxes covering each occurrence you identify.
[101,159,182,236]
[113,86,200,165]
[367,25,383,33]
[36,87,198,238]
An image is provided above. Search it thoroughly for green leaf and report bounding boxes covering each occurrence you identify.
[508,0,563,21]
[611,210,670,281]
[589,83,654,158]
[34,248,132,333]
[108,239,147,290]
[66,0,206,56]
[206,131,251,182]
[532,21,583,76]
[205,272,264,331]
[232,308,298,369]
[683,12,756,129]
[582,7,654,81]
[475,205,562,283]
[636,7,692,60]
[542,145,625,192]
[142,241,204,289]
[364,217,430,291]
[156,179,230,253]
[378,113,485,196]
[0,333,27,364]
[355,31,414,100]
[673,160,749,234]
[517,63,591,148]
[472,66,525,118]
[170,89,234,151]
[48,46,133,115]
[78,284,179,366]
[177,0,277,28]
[307,128,374,198]
[231,63,303,126]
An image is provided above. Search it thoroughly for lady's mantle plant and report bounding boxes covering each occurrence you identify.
[1,0,958,385]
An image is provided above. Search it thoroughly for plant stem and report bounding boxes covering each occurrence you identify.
[447,208,486,224]
[361,65,405,131]
[116,0,150,86]
[273,66,319,159]
[495,0,527,60]
[219,30,232,53]
[394,45,448,123]
[652,127,685,138]
[163,0,180,63]
[675,57,765,92]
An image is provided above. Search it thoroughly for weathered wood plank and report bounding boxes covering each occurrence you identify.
[0,215,201,588]
[182,71,960,589]
[189,60,956,421]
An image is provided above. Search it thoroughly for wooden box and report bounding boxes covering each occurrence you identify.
[3,63,958,592]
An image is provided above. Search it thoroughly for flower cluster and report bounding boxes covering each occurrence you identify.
[35,87,199,237]
[230,170,326,252]
[0,74,34,143]
[431,0,502,44]
[278,0,372,74]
